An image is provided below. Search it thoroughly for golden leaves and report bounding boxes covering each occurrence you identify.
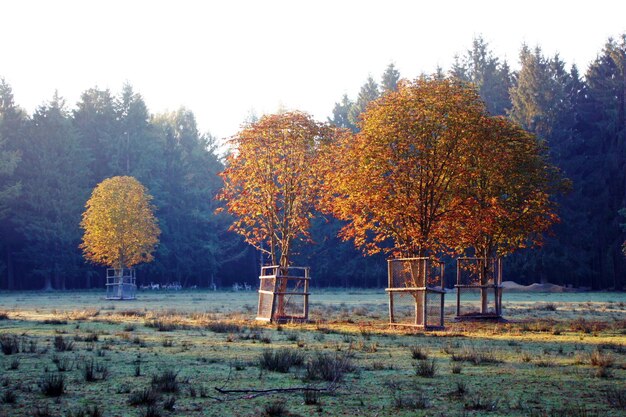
[80,176,160,268]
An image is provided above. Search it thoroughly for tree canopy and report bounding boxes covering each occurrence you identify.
[218,111,335,268]
[323,78,563,261]
[80,176,160,269]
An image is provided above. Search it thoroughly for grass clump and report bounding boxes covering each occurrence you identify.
[590,349,614,368]
[261,400,289,417]
[451,345,500,365]
[83,358,109,382]
[606,386,626,409]
[258,348,304,373]
[66,405,103,417]
[40,372,65,397]
[128,388,160,406]
[305,351,354,382]
[53,335,74,352]
[415,359,437,377]
[0,334,20,355]
[151,369,179,393]
[207,321,241,333]
[410,346,428,360]
[1,388,17,404]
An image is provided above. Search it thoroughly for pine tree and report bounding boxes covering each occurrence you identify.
[328,94,356,132]
[348,76,379,129]
[0,79,25,290]
[451,36,512,115]
[15,93,90,290]
[381,63,400,94]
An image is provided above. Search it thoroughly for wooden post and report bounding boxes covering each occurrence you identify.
[303,267,310,321]
[422,290,427,327]
[456,260,461,317]
[387,260,394,324]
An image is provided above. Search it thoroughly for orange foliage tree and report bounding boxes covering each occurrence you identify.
[80,176,160,269]
[218,111,335,269]
[322,78,564,293]
[322,79,486,259]
[456,115,566,260]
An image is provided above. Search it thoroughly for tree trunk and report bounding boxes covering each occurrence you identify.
[480,256,489,314]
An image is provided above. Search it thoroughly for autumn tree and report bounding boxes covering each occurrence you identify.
[80,176,160,270]
[456,116,564,259]
[218,111,335,269]
[323,78,485,259]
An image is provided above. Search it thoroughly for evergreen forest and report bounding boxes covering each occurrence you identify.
[0,35,625,290]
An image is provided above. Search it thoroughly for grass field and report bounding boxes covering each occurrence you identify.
[0,289,625,417]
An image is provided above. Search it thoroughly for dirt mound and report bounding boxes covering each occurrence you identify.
[502,281,572,292]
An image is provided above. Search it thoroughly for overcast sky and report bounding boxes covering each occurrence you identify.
[2,0,625,145]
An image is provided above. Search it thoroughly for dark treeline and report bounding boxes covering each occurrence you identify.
[1,34,625,290]
[0,83,255,290]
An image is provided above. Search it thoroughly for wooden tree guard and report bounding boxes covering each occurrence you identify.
[386,258,445,329]
[455,257,503,320]
[256,266,310,323]
[106,268,136,300]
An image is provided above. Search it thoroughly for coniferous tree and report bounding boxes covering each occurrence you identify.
[381,63,400,94]
[348,76,379,129]
[0,79,25,290]
[14,93,90,290]
[451,36,512,115]
[328,94,356,132]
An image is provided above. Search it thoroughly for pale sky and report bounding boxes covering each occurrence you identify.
[2,0,625,146]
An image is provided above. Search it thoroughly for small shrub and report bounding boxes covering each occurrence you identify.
[451,345,500,365]
[258,348,304,373]
[54,335,74,352]
[40,373,65,397]
[152,369,179,393]
[66,405,103,417]
[303,389,320,405]
[521,351,532,363]
[43,319,67,325]
[128,388,160,406]
[145,319,178,332]
[1,388,17,404]
[415,359,437,377]
[123,324,137,332]
[142,405,161,417]
[594,366,614,378]
[535,358,556,367]
[0,335,20,355]
[262,400,289,417]
[590,349,614,368]
[8,357,20,370]
[83,359,109,382]
[163,396,176,411]
[207,321,241,333]
[386,380,430,410]
[410,346,428,360]
[606,386,626,409]
[55,356,74,372]
[305,351,354,382]
[33,405,52,417]
[464,394,499,411]
[451,363,463,374]
[0,312,8,320]
[83,332,99,342]
[453,380,468,397]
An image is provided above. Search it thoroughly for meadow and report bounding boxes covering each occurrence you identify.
[0,289,625,417]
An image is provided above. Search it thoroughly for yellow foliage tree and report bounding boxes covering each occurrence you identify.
[80,176,160,269]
